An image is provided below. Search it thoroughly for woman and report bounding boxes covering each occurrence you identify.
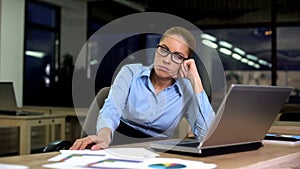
[70,27,215,150]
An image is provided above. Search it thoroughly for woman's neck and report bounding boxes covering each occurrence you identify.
[150,71,174,94]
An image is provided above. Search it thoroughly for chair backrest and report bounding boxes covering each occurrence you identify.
[193,53,212,102]
[80,87,110,138]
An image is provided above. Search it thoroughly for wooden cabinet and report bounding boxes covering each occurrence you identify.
[0,107,87,156]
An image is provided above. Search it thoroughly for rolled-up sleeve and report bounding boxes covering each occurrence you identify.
[96,65,136,135]
[185,90,215,141]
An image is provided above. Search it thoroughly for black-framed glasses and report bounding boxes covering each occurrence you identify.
[156,44,187,64]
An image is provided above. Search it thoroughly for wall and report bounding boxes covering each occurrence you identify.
[0,0,87,106]
[0,0,25,106]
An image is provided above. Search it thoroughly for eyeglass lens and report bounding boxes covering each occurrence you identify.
[157,45,185,64]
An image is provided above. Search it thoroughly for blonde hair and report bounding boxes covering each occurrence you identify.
[160,27,196,56]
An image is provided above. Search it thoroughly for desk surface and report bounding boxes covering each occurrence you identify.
[0,114,65,120]
[20,106,88,117]
[270,122,300,135]
[0,142,299,169]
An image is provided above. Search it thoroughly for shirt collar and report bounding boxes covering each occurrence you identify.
[139,64,183,96]
[140,64,153,77]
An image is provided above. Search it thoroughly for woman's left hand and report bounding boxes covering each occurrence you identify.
[178,58,204,94]
[178,58,198,80]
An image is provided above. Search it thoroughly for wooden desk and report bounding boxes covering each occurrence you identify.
[20,106,88,141]
[270,121,300,135]
[20,106,88,117]
[0,114,65,155]
[0,142,299,169]
[281,103,300,112]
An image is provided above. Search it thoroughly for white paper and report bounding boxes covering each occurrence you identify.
[0,164,28,169]
[104,147,159,159]
[43,148,217,169]
[48,149,107,162]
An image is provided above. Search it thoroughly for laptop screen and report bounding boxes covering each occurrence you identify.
[150,84,293,156]
[201,84,293,148]
[0,82,18,111]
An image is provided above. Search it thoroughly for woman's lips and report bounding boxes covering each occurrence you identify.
[158,65,170,72]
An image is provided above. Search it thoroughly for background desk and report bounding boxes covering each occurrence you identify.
[0,107,88,156]
[20,106,88,141]
[0,114,65,155]
[0,142,299,169]
[270,121,300,135]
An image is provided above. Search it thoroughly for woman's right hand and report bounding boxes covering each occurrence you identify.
[69,135,110,150]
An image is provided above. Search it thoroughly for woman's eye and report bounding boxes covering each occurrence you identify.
[161,48,169,54]
[174,54,184,60]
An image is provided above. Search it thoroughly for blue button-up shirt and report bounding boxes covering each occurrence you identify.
[96,64,215,141]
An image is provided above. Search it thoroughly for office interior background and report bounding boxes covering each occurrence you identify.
[0,0,299,155]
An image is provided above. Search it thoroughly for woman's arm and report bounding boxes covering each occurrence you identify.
[70,64,142,150]
[69,127,112,150]
[178,59,203,94]
[179,59,215,140]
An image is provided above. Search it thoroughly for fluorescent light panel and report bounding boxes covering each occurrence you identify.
[202,40,218,49]
[219,40,233,49]
[201,33,217,41]
[247,60,255,66]
[219,48,232,55]
[202,32,270,70]
[232,53,242,60]
[258,59,268,65]
[25,50,46,58]
[241,58,248,63]
[233,47,245,56]
[90,59,98,65]
[246,54,258,61]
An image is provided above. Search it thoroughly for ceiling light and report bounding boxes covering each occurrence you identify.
[202,40,218,49]
[219,40,233,49]
[258,59,268,65]
[201,33,217,42]
[113,0,146,12]
[232,53,242,60]
[233,47,245,56]
[246,54,258,61]
[247,61,255,66]
[219,48,232,55]
[25,50,46,59]
[90,59,99,65]
[268,63,272,68]
[254,64,260,69]
[241,58,248,63]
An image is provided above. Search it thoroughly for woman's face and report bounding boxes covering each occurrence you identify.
[153,35,189,79]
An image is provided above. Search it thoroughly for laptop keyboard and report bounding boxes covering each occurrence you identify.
[177,140,200,147]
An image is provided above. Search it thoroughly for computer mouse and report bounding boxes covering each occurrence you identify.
[43,140,72,152]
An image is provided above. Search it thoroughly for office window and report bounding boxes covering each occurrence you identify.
[23,1,63,106]
[26,2,57,27]
[277,26,300,103]
[277,0,300,23]
[202,28,272,89]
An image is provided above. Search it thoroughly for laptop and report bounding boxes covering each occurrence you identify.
[0,82,44,116]
[150,84,293,156]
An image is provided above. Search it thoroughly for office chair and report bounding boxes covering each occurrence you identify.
[43,87,110,152]
[81,87,110,137]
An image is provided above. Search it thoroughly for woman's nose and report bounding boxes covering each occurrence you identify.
[162,53,172,64]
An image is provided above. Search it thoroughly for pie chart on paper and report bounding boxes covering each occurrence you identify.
[148,163,187,169]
